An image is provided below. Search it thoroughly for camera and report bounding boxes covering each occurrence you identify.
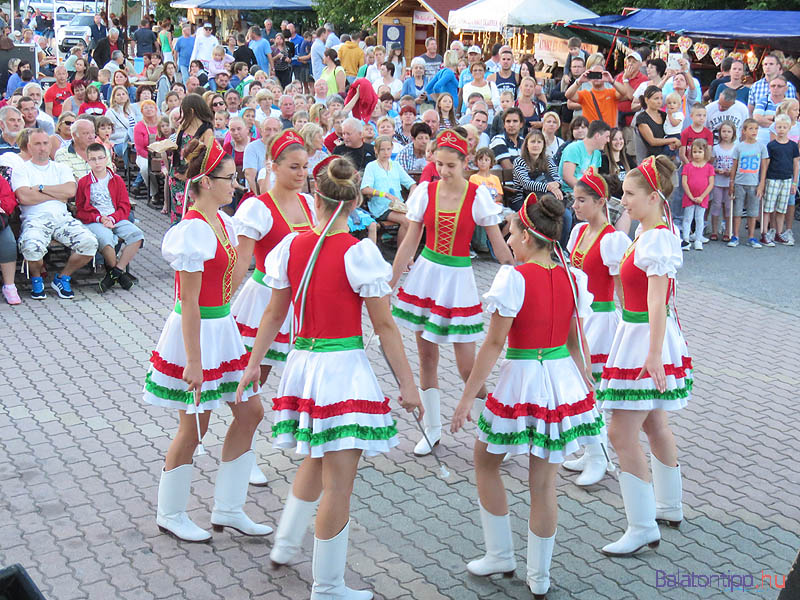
[586,71,602,80]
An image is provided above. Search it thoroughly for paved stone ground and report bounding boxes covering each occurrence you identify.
[1,203,798,600]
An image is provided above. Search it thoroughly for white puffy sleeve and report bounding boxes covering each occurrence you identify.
[570,267,594,319]
[634,228,682,278]
[471,185,503,226]
[344,239,392,298]
[218,211,239,248]
[405,182,429,222]
[566,223,586,254]
[300,193,317,225]
[483,265,525,317]
[162,219,216,272]
[263,232,297,289]
[233,196,273,241]
[599,230,632,276]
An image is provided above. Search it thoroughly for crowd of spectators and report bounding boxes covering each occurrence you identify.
[1,20,798,306]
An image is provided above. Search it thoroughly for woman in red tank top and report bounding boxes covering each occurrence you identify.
[230,130,315,486]
[390,128,514,457]
[144,139,272,544]
[562,168,631,486]
[451,194,602,599]
[598,156,692,557]
[238,156,421,598]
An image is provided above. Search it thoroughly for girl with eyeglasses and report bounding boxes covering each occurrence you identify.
[145,139,272,543]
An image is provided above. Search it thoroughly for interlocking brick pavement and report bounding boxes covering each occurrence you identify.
[1,203,798,599]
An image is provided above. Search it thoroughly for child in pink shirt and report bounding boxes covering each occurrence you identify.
[681,138,715,250]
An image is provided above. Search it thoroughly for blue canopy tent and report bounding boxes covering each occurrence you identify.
[569,9,800,52]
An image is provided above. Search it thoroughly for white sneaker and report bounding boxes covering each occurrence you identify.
[693,239,703,251]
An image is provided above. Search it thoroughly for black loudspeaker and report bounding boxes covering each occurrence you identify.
[0,564,47,600]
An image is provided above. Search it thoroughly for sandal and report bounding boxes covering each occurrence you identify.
[722,235,730,242]
[709,234,718,241]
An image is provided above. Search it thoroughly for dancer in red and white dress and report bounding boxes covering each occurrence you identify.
[238,156,421,599]
[390,128,514,456]
[598,156,692,557]
[144,139,272,543]
[562,167,631,486]
[451,193,603,599]
[231,129,316,486]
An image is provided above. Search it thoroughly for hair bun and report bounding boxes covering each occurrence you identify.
[184,139,207,163]
[538,193,565,221]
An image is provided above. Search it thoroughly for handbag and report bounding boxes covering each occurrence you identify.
[388,198,407,213]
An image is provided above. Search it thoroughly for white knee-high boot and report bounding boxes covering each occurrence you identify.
[601,472,660,556]
[270,491,320,565]
[210,451,273,536]
[156,463,211,542]
[311,520,372,600]
[249,430,269,486]
[466,503,516,577]
[527,528,556,599]
[651,455,683,528]
[413,388,441,456]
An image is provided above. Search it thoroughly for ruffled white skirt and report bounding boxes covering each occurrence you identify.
[598,315,692,411]
[392,255,483,344]
[478,356,604,463]
[584,308,621,381]
[143,311,256,411]
[272,348,399,458]
[231,276,292,369]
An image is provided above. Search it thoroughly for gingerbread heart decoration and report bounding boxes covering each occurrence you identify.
[693,42,709,60]
[729,51,744,61]
[677,36,693,54]
[747,52,759,71]
[659,42,669,61]
[710,47,726,66]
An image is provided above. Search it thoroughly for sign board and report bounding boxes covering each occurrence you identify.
[534,34,597,66]
[412,10,436,25]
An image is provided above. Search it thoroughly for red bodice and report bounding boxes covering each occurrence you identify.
[254,193,314,273]
[570,223,616,303]
[176,210,237,306]
[287,232,363,339]
[620,225,672,313]
[423,181,478,257]
[507,263,576,349]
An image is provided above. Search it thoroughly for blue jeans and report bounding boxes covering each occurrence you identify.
[179,65,189,83]
[113,141,129,168]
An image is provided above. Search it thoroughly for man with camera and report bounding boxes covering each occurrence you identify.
[564,64,628,128]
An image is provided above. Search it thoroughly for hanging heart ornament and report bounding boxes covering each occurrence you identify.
[677,36,693,54]
[747,52,759,71]
[710,47,726,66]
[693,42,709,60]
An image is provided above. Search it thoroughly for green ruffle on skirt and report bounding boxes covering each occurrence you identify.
[273,419,398,447]
[477,414,605,450]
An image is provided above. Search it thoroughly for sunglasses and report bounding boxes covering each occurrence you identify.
[63,121,74,126]
[213,101,225,107]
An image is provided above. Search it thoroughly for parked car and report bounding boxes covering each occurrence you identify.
[57,12,93,53]
[25,0,100,13]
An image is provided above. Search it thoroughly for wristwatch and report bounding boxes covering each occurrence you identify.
[38,184,44,193]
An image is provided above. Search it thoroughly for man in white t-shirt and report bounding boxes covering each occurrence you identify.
[12,129,97,300]
[190,23,219,69]
[705,88,749,143]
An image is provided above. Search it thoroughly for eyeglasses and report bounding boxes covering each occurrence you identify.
[208,173,237,182]
[212,101,225,107]
[63,121,74,126]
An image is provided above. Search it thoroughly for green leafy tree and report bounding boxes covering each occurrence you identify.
[586,0,800,13]
[312,0,392,31]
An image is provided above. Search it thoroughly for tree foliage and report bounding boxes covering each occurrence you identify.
[585,0,800,15]
[312,0,392,31]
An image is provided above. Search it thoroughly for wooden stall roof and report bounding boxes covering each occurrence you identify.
[371,0,474,27]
